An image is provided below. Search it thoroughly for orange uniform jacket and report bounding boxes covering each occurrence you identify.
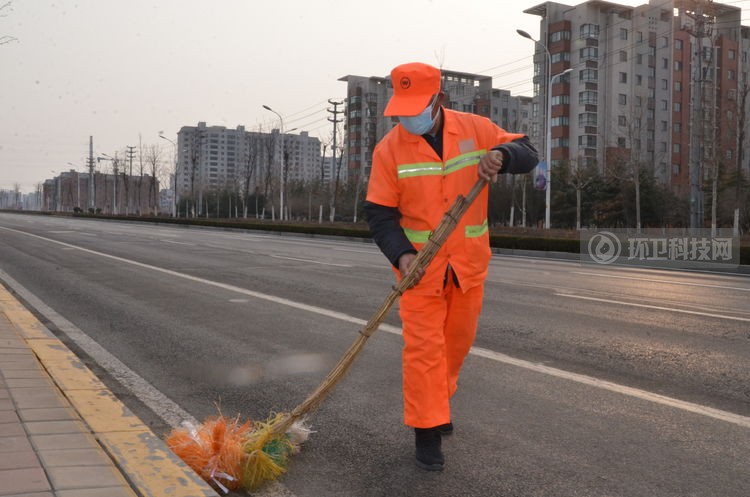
[366,108,526,295]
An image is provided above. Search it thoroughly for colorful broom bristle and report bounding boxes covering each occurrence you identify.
[166,415,254,492]
[241,413,296,490]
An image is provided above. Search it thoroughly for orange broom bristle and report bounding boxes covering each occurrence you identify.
[166,415,252,492]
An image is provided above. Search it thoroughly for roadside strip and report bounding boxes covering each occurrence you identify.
[0,283,218,497]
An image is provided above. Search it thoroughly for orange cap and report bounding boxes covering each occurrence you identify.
[383,62,441,117]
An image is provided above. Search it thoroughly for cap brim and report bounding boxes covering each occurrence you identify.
[383,92,434,117]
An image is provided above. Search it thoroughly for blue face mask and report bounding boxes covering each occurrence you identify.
[399,99,438,135]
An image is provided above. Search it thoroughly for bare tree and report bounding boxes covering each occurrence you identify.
[240,134,260,218]
[0,1,17,46]
[144,144,162,215]
[569,156,596,230]
[260,125,278,219]
[735,81,750,234]
[613,95,651,232]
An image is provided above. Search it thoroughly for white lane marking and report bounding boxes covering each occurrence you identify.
[0,268,197,429]
[229,299,249,303]
[48,230,75,234]
[333,247,380,255]
[3,225,749,430]
[270,255,352,268]
[470,346,750,429]
[556,293,750,322]
[161,239,195,246]
[572,271,750,292]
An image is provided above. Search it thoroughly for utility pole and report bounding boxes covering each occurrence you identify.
[327,99,343,222]
[126,145,136,215]
[88,136,95,210]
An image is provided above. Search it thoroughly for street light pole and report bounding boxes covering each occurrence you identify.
[159,133,178,217]
[262,104,285,221]
[518,28,554,229]
[98,154,118,215]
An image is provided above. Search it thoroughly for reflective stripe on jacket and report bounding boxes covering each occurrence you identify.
[366,108,524,295]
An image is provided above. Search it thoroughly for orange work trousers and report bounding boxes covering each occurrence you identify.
[399,272,484,428]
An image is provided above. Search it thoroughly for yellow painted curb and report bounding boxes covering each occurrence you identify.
[100,429,217,497]
[0,299,51,339]
[0,285,219,497]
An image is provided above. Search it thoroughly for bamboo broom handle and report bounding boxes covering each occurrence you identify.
[270,178,488,435]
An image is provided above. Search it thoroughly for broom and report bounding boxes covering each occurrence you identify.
[240,177,489,490]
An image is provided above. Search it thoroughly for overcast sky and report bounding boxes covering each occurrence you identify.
[2,0,746,193]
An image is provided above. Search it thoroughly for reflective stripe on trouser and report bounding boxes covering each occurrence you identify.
[399,276,484,428]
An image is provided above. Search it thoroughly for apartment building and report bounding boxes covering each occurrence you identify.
[525,0,750,197]
[339,69,531,180]
[176,122,322,198]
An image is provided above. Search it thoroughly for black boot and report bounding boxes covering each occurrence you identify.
[414,427,444,471]
[436,421,453,435]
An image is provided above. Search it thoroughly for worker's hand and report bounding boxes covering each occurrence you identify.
[477,150,505,182]
[398,252,424,289]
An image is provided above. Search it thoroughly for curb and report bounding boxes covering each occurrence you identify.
[0,283,219,497]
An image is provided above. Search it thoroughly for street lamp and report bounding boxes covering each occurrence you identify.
[517,29,571,229]
[98,153,118,215]
[262,104,285,221]
[159,133,178,217]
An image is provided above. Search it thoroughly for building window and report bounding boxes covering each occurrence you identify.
[675,39,683,50]
[579,90,597,104]
[661,120,668,131]
[674,102,681,112]
[618,94,627,105]
[728,70,735,80]
[578,112,597,126]
[637,31,643,42]
[661,100,668,110]
[661,78,668,90]
[636,53,643,65]
[551,95,570,105]
[618,137,626,147]
[660,142,667,152]
[675,61,682,71]
[636,75,643,86]
[619,50,628,62]
[729,49,736,60]
[618,115,627,126]
[580,24,599,39]
[551,52,570,63]
[551,116,570,127]
[620,28,628,40]
[579,69,598,82]
[578,135,597,147]
[673,143,681,153]
[675,81,682,91]
[580,47,598,60]
[619,72,627,83]
[550,30,571,43]
[674,122,681,133]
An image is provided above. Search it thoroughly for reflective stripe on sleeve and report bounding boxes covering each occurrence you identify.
[444,150,485,174]
[465,219,488,238]
[403,227,432,244]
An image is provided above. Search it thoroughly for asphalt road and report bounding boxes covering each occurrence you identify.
[0,212,748,497]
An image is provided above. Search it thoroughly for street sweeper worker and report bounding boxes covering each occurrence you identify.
[364,62,538,471]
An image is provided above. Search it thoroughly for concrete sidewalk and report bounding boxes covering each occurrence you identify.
[0,283,218,497]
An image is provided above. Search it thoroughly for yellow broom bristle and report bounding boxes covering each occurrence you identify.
[241,413,296,491]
